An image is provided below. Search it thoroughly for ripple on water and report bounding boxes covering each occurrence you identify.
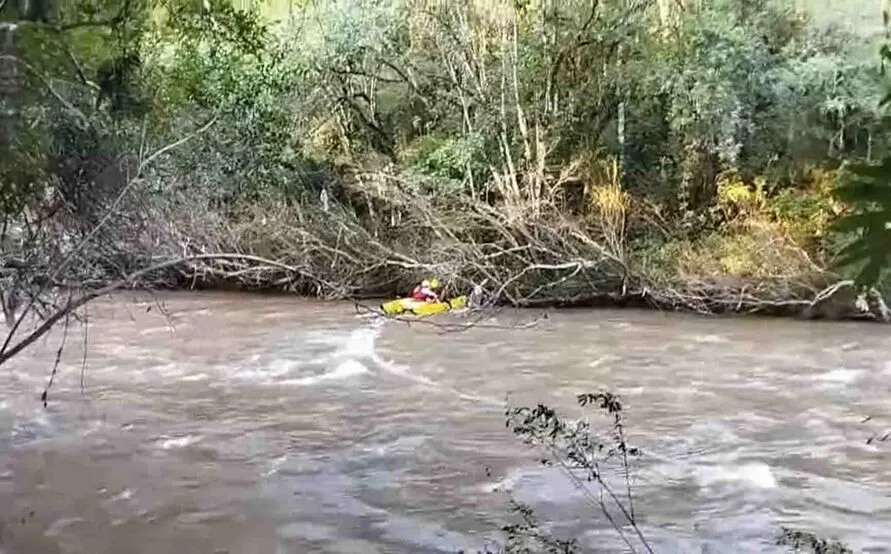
[44,517,84,537]
[482,465,592,508]
[688,334,730,344]
[375,515,480,553]
[352,433,430,460]
[278,521,338,542]
[180,372,210,382]
[804,475,891,516]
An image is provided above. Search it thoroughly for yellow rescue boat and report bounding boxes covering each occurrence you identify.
[380,295,468,317]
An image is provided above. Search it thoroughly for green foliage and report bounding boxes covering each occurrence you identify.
[627,0,881,219]
[771,189,827,222]
[5,0,891,301]
[498,501,579,554]
[833,156,891,287]
[96,51,150,116]
[142,0,323,203]
[830,41,891,288]
[152,0,274,113]
[413,133,489,182]
[1,0,149,225]
[0,148,46,217]
[160,0,267,53]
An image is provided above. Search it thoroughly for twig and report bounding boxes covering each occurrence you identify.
[508,399,654,554]
[79,302,88,395]
[0,54,87,120]
[42,299,72,408]
[0,117,218,360]
[542,441,642,554]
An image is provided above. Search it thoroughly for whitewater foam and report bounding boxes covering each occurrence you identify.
[340,324,382,359]
[282,359,369,386]
[815,368,866,385]
[156,435,201,449]
[695,462,777,490]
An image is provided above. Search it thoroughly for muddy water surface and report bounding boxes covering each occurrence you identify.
[0,292,889,553]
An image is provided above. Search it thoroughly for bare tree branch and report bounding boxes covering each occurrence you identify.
[0,117,218,359]
[0,252,308,367]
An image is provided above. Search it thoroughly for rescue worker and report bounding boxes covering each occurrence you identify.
[411,278,442,303]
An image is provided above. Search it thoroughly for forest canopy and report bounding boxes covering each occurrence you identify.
[2,0,891,320]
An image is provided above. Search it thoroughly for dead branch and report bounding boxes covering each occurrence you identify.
[0,116,217,360]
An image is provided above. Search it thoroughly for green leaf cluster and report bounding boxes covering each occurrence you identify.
[832,44,891,287]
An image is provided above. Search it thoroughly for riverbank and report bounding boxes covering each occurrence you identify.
[10,197,884,325]
[98,187,891,324]
[8,190,888,378]
[69,248,891,325]
[139,278,891,323]
[4,177,887,349]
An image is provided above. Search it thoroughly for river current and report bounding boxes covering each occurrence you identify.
[0,291,889,553]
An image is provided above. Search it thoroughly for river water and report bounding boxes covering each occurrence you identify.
[0,291,889,553]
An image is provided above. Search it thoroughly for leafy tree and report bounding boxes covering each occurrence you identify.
[832,44,891,288]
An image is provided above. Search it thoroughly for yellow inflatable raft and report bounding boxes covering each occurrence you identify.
[380,295,468,317]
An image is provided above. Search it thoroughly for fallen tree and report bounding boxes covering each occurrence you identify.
[4,177,890,371]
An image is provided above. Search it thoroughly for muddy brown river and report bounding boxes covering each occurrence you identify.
[0,291,889,553]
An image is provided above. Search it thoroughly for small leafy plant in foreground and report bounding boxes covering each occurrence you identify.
[502,392,652,554]
[777,527,854,554]
[471,393,858,554]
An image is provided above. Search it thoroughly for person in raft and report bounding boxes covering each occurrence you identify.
[411,278,442,303]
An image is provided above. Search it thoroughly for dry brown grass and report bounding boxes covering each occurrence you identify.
[586,156,629,260]
[674,219,823,281]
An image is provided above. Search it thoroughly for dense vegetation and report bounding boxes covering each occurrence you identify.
[4,0,891,338]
